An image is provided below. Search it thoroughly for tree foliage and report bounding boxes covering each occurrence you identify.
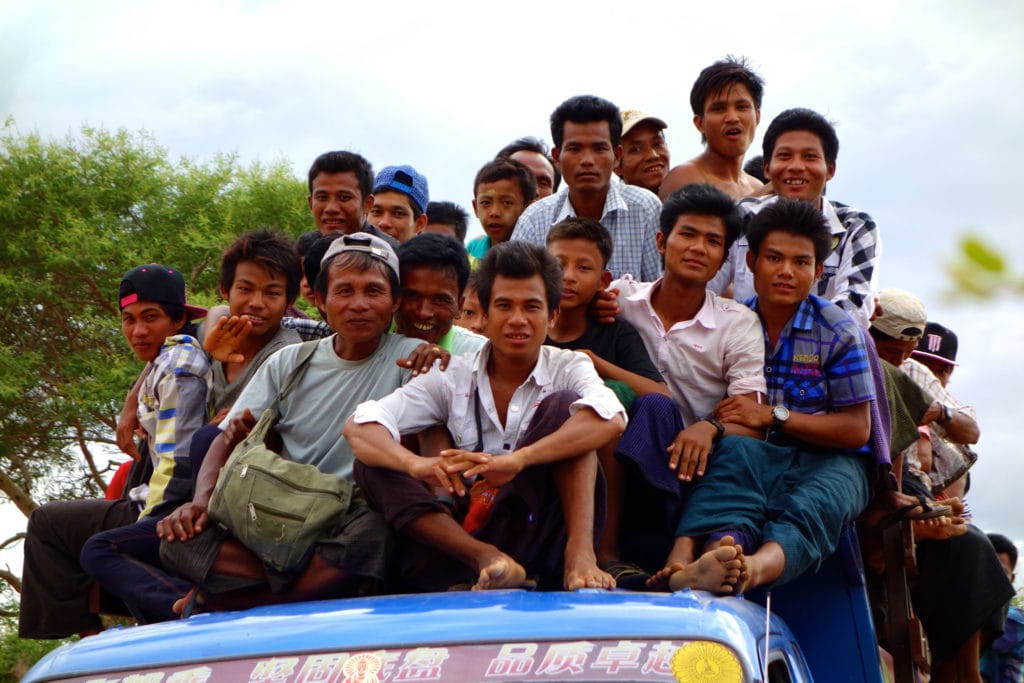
[0,121,310,613]
[944,233,1024,299]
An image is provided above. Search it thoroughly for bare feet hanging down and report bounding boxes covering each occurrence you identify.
[473,550,528,590]
[647,536,745,594]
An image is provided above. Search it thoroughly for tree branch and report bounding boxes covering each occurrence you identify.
[73,420,107,493]
[0,567,22,594]
[0,533,26,551]
[0,467,37,517]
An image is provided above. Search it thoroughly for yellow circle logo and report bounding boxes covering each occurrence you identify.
[670,642,743,682]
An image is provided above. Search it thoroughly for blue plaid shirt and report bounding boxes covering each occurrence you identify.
[751,295,875,453]
[511,180,663,281]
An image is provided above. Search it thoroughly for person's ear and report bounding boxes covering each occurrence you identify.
[414,213,428,232]
[600,270,612,289]
[656,230,666,255]
[746,249,756,271]
[814,261,824,281]
[361,193,374,219]
[551,146,561,170]
[693,114,705,135]
[826,162,837,182]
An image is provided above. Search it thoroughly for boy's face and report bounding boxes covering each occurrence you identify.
[395,265,461,346]
[696,82,759,157]
[553,121,619,195]
[473,178,527,244]
[657,213,728,286]
[308,171,372,235]
[873,336,918,367]
[456,287,485,334]
[509,150,555,199]
[746,230,823,311]
[368,191,424,243]
[548,237,611,312]
[121,301,184,362]
[483,274,553,363]
[221,260,291,339]
[765,130,836,204]
[617,123,670,194]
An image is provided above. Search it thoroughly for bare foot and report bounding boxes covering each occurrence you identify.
[565,556,615,590]
[473,551,528,590]
[172,587,205,617]
[667,541,743,594]
[647,562,685,591]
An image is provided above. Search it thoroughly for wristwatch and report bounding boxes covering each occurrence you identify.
[704,417,726,443]
[937,403,953,424]
[771,405,790,431]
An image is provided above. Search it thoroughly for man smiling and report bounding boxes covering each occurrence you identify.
[709,108,881,327]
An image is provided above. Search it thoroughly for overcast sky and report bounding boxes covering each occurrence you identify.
[2,0,1023,581]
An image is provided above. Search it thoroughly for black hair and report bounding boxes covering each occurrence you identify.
[743,155,767,184]
[762,108,840,166]
[219,229,301,305]
[302,234,340,297]
[473,158,538,206]
[307,151,374,198]
[988,533,1018,570]
[425,201,471,242]
[496,136,562,192]
[474,241,563,316]
[546,217,614,268]
[746,197,833,264]
[152,302,198,339]
[295,230,323,258]
[660,183,744,252]
[397,232,471,297]
[691,55,765,116]
[314,250,400,303]
[550,95,622,150]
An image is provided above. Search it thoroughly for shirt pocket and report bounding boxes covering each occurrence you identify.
[782,376,828,414]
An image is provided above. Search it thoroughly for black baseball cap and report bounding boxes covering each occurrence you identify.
[118,264,207,320]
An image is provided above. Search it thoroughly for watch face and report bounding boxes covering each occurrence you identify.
[772,405,790,423]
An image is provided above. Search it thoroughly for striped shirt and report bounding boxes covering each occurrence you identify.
[137,334,212,518]
[511,180,663,281]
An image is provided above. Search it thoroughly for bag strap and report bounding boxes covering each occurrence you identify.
[272,340,320,409]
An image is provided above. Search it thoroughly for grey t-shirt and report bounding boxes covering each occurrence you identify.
[211,324,302,413]
[223,333,422,479]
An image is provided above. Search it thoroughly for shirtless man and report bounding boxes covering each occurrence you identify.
[660,56,765,200]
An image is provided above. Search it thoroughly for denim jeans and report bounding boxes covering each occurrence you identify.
[80,514,191,624]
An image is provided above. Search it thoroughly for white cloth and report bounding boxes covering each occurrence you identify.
[612,277,766,426]
[223,334,422,479]
[352,343,626,454]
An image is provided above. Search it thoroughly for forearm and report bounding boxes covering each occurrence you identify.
[592,355,671,398]
[940,411,979,444]
[780,409,870,450]
[344,420,421,474]
[515,409,625,469]
[194,432,233,507]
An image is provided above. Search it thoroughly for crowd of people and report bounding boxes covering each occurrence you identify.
[17,56,1022,682]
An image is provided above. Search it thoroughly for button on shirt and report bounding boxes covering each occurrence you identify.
[612,278,766,426]
[511,181,663,281]
[751,294,875,453]
[351,344,626,455]
[709,195,882,328]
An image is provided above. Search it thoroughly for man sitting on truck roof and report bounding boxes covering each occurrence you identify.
[650,198,877,594]
[345,241,625,591]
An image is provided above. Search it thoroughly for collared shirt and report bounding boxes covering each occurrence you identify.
[281,316,332,341]
[511,181,663,281]
[710,195,882,328]
[352,343,626,454]
[137,334,213,518]
[612,277,766,426]
[751,295,875,452]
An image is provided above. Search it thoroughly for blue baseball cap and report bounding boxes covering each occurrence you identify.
[373,165,429,214]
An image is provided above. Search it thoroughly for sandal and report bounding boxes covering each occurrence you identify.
[601,561,652,591]
[881,495,951,526]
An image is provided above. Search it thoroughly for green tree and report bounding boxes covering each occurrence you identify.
[0,121,309,617]
[944,234,1024,299]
